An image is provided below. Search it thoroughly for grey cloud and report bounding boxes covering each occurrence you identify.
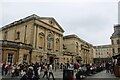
[1,1,118,45]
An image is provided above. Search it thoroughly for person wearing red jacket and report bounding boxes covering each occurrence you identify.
[7,64,12,76]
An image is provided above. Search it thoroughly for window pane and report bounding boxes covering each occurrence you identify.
[112,48,115,53]
[118,48,120,53]
[47,34,51,49]
[7,54,13,63]
[23,55,27,63]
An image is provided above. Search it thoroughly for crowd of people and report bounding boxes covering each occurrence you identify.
[1,61,113,80]
[105,62,114,74]
[1,62,56,80]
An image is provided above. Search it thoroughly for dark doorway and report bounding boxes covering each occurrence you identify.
[76,59,80,63]
[49,57,54,64]
[76,56,82,63]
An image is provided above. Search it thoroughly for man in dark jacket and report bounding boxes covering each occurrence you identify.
[76,67,84,80]
[2,63,5,75]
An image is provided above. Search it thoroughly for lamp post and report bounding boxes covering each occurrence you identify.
[72,55,74,63]
[29,48,32,64]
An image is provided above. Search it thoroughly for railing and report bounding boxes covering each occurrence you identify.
[0,40,32,49]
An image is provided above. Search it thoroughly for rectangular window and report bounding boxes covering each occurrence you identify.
[112,48,115,53]
[117,40,120,44]
[23,54,28,63]
[111,40,114,45]
[7,53,13,63]
[96,53,97,55]
[118,48,120,53]
[99,53,100,55]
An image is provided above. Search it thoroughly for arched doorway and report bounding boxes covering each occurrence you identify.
[49,56,54,64]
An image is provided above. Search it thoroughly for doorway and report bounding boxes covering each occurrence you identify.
[49,57,54,64]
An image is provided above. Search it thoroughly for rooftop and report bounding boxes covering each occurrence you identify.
[63,34,93,46]
[1,14,64,32]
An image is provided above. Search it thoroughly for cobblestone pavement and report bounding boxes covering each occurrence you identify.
[0,69,63,80]
[0,70,120,80]
[86,70,120,80]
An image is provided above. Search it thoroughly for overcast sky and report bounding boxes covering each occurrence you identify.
[0,0,120,46]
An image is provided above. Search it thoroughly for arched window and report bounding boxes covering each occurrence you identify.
[16,31,20,40]
[56,38,60,51]
[39,32,45,49]
[47,32,54,50]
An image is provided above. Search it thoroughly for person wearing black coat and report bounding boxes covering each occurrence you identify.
[2,63,5,75]
[76,68,84,80]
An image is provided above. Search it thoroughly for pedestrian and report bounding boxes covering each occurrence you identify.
[2,63,5,75]
[42,64,49,80]
[76,67,84,80]
[49,64,55,80]
[11,64,17,77]
[7,64,12,76]
[26,67,34,80]
[105,62,110,73]
[60,63,63,70]
[33,62,39,78]
[5,64,8,75]
[38,66,41,79]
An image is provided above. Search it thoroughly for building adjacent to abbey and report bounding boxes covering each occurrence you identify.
[93,25,120,63]
[0,14,95,64]
[0,14,64,64]
[110,24,120,56]
[63,35,94,64]
[94,45,112,63]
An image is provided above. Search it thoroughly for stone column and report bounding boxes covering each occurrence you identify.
[30,24,35,47]
[53,32,56,52]
[60,35,63,52]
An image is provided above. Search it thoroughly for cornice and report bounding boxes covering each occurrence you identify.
[1,14,64,33]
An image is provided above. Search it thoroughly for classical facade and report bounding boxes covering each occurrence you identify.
[63,34,94,64]
[0,14,64,64]
[110,24,120,56]
[94,45,112,63]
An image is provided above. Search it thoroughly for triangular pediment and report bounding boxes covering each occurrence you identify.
[1,14,64,33]
[40,17,64,32]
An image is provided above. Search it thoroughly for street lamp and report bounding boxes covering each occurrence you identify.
[29,48,32,63]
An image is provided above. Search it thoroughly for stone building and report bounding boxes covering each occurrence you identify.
[110,24,120,56]
[0,14,64,64]
[63,34,94,64]
[94,45,112,63]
